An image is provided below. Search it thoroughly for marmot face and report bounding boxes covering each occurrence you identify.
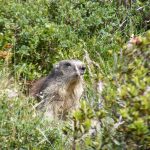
[55,60,86,82]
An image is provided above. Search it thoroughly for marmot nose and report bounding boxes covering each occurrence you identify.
[75,73,80,77]
[74,66,80,77]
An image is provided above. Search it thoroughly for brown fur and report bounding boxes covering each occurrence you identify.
[29,59,85,120]
[29,77,46,98]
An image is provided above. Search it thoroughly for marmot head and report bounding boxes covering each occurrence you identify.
[53,59,86,82]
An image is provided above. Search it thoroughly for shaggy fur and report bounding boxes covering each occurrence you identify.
[30,60,85,119]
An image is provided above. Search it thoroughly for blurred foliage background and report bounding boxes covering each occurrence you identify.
[0,0,149,80]
[0,0,150,149]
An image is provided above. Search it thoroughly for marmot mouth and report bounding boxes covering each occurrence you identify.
[72,74,81,81]
[67,75,81,85]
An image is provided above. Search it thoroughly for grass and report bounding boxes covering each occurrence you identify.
[0,67,67,149]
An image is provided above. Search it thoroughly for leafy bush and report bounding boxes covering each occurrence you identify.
[115,31,150,149]
[62,31,150,150]
[0,0,149,80]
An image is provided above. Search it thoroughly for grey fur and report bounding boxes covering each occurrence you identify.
[30,59,86,120]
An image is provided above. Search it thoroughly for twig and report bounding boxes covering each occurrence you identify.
[36,127,55,149]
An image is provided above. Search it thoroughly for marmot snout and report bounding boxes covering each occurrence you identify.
[30,59,86,120]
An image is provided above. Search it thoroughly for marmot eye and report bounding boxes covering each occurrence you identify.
[64,62,71,67]
[80,66,86,71]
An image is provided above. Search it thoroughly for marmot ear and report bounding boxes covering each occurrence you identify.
[53,63,60,71]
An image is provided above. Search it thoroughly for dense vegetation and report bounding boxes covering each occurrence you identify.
[0,0,150,149]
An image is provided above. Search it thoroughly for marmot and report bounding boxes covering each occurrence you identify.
[30,59,86,120]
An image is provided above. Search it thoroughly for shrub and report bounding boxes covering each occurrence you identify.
[0,0,149,80]
[62,31,150,150]
[102,31,150,149]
